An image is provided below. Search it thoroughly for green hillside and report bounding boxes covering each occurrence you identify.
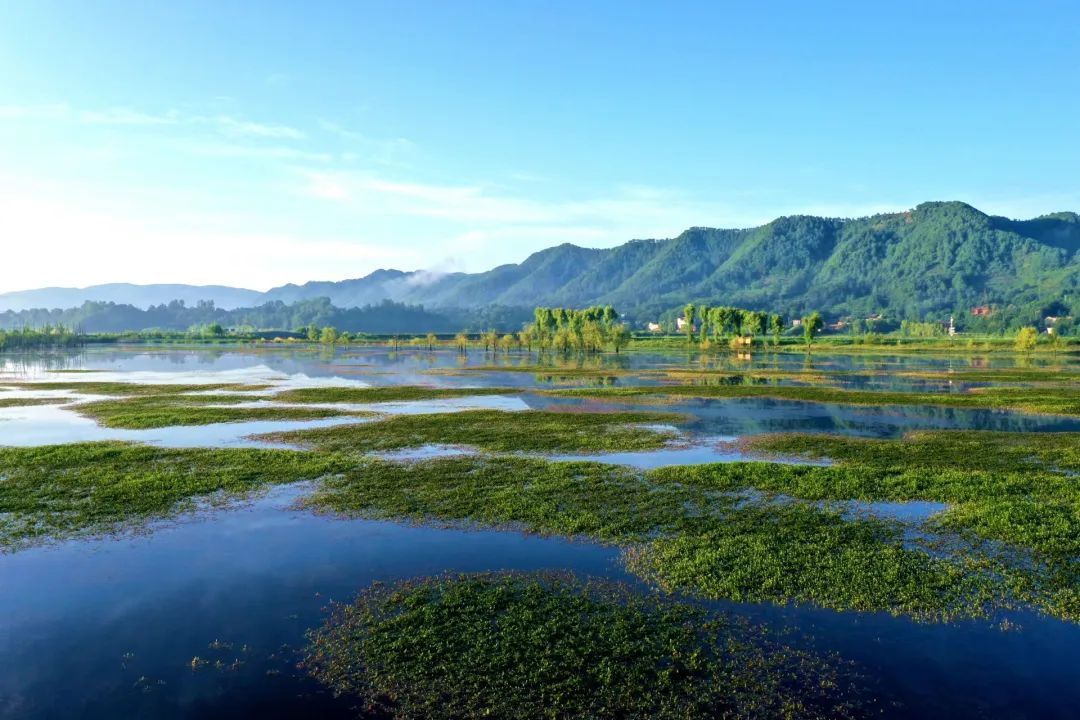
[389,201,1079,328]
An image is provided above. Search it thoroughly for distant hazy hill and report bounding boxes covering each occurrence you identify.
[4,202,1078,325]
[0,283,262,312]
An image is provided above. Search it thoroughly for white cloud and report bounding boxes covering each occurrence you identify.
[215,115,305,140]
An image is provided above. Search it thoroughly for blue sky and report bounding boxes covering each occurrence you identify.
[0,0,1077,291]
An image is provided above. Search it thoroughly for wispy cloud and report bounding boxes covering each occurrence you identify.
[319,120,418,167]
[294,169,764,270]
[0,102,306,141]
[215,115,305,139]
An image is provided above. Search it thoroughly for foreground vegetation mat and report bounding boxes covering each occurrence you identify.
[3,424,1078,624]
[303,573,870,720]
[0,443,350,548]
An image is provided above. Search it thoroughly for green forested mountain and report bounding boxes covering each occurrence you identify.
[2,202,1077,331]
[351,201,1080,328]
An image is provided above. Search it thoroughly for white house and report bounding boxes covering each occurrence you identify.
[676,317,696,332]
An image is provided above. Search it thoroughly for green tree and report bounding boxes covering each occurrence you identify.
[683,304,696,345]
[742,310,766,338]
[306,324,319,342]
[610,323,631,353]
[425,332,437,350]
[769,313,784,344]
[454,331,470,353]
[1014,326,1039,351]
[802,312,823,348]
[320,326,338,344]
[517,326,535,352]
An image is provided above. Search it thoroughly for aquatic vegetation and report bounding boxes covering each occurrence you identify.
[75,394,364,429]
[744,430,1080,476]
[547,383,1080,416]
[0,442,350,548]
[626,503,1001,620]
[303,572,869,720]
[302,455,712,540]
[303,455,1011,620]
[426,364,641,377]
[0,397,69,408]
[721,431,1080,619]
[7,381,272,396]
[895,368,1080,384]
[258,409,682,453]
[272,385,518,404]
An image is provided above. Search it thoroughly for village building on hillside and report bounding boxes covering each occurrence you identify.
[647,322,663,333]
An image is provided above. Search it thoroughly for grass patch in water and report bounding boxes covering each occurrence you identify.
[303,455,1007,621]
[303,572,869,720]
[0,397,69,408]
[8,381,272,396]
[0,442,350,549]
[895,367,1080,383]
[547,383,1080,416]
[302,455,710,540]
[75,394,365,429]
[625,502,999,620]
[723,431,1080,619]
[745,430,1080,476]
[425,364,640,377]
[272,385,518,404]
[258,409,681,453]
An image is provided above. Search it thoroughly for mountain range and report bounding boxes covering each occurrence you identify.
[4,202,1078,325]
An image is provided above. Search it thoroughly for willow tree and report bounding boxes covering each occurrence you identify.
[802,312,823,348]
[769,314,784,345]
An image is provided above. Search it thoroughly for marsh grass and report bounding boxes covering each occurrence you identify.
[301,455,714,540]
[303,572,869,720]
[272,385,518,404]
[0,397,70,408]
[302,455,1011,621]
[424,364,641,377]
[0,442,350,549]
[75,394,364,429]
[736,431,1080,619]
[547,383,1080,416]
[257,409,683,453]
[895,368,1080,384]
[9,381,273,396]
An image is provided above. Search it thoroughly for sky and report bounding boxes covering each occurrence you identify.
[0,0,1078,292]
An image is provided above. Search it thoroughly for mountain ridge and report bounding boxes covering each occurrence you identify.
[4,201,1078,324]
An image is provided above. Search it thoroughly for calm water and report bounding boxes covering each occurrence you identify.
[2,344,1080,719]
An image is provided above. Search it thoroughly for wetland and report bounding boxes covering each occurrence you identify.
[2,343,1080,719]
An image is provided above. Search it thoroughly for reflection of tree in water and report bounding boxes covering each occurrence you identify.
[0,348,89,377]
